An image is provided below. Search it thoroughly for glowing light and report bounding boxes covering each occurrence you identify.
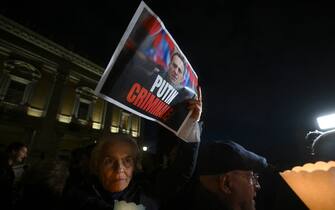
[57,114,72,123]
[317,113,335,130]
[111,126,119,133]
[27,106,43,117]
[132,131,139,137]
[142,146,148,151]
[280,161,335,210]
[92,122,101,130]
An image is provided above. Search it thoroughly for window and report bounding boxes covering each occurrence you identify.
[110,106,121,133]
[0,60,41,108]
[77,101,90,121]
[130,115,141,138]
[4,80,26,104]
[72,87,97,125]
[109,108,141,137]
[120,111,130,134]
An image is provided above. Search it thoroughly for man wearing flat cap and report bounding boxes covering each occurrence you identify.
[163,140,268,210]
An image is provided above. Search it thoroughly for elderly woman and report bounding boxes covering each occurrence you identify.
[65,88,202,210]
[90,134,157,208]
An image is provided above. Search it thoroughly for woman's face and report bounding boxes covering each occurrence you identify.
[98,141,135,192]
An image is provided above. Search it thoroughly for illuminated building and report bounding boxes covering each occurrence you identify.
[0,14,142,159]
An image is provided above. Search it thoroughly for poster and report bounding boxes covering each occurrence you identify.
[95,1,198,138]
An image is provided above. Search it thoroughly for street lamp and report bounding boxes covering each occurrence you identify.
[280,161,335,210]
[142,146,148,151]
[317,113,335,130]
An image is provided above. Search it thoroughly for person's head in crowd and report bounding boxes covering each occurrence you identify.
[6,142,28,166]
[90,133,140,193]
[19,159,69,209]
[167,52,186,87]
[197,141,268,210]
[21,159,69,196]
[70,144,95,175]
[311,129,335,161]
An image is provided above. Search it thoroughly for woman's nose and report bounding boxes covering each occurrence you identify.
[114,160,126,171]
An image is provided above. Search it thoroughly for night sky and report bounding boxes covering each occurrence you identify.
[2,0,335,168]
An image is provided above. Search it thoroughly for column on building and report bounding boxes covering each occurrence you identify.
[29,63,70,160]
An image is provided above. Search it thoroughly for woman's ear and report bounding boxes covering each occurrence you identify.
[218,174,231,194]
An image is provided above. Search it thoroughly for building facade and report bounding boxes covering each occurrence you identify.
[0,14,143,159]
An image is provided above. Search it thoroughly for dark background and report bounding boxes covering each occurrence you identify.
[2,0,335,170]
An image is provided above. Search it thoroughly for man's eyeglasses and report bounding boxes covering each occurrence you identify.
[234,171,260,189]
[250,172,260,189]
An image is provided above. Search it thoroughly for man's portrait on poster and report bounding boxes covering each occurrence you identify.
[100,7,198,132]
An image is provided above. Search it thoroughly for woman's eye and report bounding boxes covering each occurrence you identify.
[103,157,113,165]
[123,157,134,167]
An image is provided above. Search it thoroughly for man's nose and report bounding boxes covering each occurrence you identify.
[254,180,261,191]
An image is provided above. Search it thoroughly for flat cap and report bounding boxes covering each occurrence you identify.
[197,141,268,175]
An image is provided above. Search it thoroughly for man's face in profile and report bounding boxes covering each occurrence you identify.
[168,54,185,87]
[227,170,260,210]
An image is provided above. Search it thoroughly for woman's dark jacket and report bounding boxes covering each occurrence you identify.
[64,141,199,210]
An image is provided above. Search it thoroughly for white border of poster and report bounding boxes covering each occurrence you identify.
[95,1,198,140]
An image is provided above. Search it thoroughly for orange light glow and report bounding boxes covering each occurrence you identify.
[280,161,335,210]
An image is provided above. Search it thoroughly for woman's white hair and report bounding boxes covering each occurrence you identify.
[89,133,140,176]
